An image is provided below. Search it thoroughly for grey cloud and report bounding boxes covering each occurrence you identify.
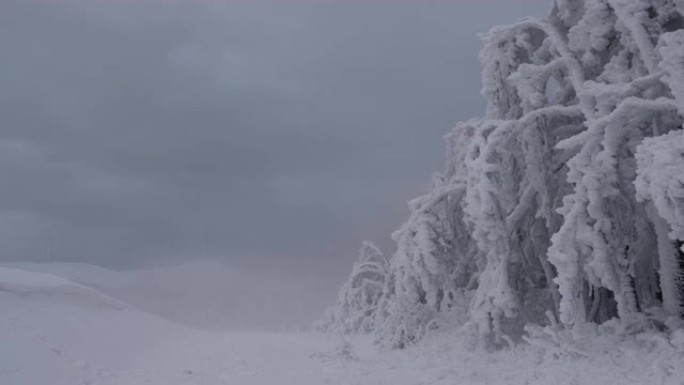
[0,0,549,287]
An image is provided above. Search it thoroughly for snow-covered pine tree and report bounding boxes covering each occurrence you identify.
[317,241,389,334]
[373,0,684,348]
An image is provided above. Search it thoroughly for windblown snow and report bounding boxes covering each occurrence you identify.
[2,264,684,385]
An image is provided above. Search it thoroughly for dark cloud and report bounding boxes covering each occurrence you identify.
[0,0,548,285]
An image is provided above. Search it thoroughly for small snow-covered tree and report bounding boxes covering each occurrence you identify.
[374,125,481,349]
[317,241,389,334]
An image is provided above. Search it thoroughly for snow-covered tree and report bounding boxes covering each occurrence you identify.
[372,0,684,348]
[317,241,389,334]
[543,0,684,328]
[374,125,481,349]
[636,129,684,316]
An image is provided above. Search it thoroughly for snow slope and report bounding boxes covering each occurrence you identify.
[0,266,351,385]
[3,265,684,385]
[0,265,394,385]
[5,260,320,331]
[0,266,194,384]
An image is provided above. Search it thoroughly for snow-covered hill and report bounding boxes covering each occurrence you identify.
[0,266,200,384]
[0,265,380,385]
[5,260,319,331]
[2,265,684,385]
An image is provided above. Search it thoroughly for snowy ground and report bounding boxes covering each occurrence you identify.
[2,265,684,385]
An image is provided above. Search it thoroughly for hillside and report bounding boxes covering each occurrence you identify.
[5,260,321,331]
[3,265,684,385]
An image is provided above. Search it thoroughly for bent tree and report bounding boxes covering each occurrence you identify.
[318,241,389,334]
[373,0,684,348]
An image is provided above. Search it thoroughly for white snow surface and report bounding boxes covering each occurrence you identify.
[4,260,321,331]
[2,264,684,385]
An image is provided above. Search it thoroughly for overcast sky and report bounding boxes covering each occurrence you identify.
[1,0,548,287]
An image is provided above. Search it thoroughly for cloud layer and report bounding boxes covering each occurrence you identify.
[0,0,548,284]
